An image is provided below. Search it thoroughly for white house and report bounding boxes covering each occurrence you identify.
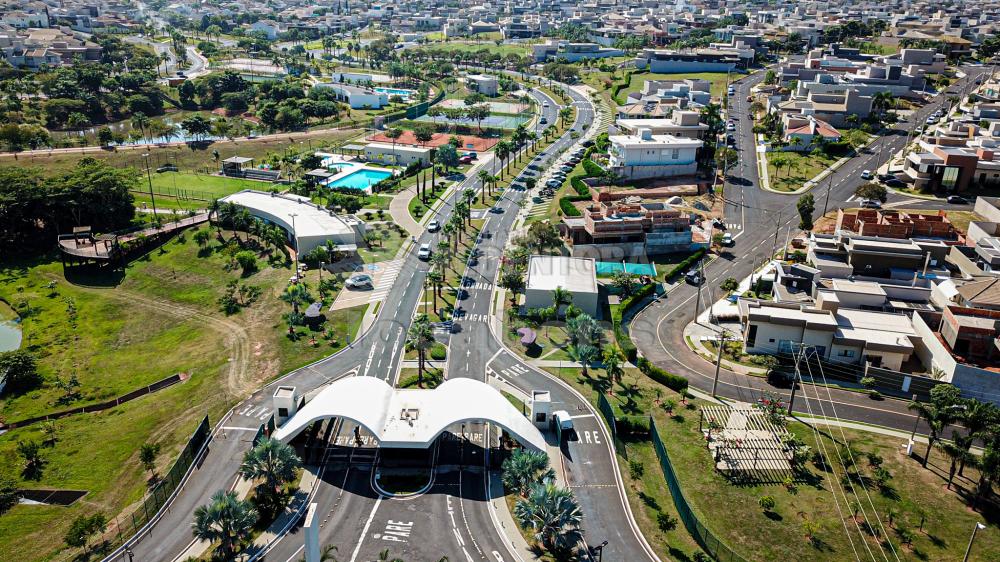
[250,20,282,40]
[523,256,599,317]
[364,143,432,166]
[608,128,702,180]
[466,74,499,97]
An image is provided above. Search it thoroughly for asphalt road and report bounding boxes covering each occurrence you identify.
[630,64,993,436]
[119,78,658,562]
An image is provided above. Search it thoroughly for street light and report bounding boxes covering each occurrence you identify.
[142,153,158,217]
[124,546,134,562]
[963,522,986,562]
[589,540,608,562]
[289,213,299,278]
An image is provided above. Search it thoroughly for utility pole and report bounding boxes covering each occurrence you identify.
[143,153,158,217]
[770,210,782,259]
[712,330,727,397]
[822,173,833,216]
[693,257,704,325]
[788,344,805,415]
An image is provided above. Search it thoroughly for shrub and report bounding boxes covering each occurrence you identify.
[582,158,604,177]
[558,197,582,216]
[665,249,706,281]
[430,343,447,361]
[234,251,258,274]
[758,495,776,512]
[636,357,688,393]
[628,459,644,479]
[656,512,678,531]
[569,175,590,197]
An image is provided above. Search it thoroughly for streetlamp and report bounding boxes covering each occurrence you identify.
[589,540,608,562]
[289,213,299,278]
[142,153,158,217]
[963,522,986,562]
[124,546,134,562]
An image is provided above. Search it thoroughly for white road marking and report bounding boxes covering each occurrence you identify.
[349,497,383,562]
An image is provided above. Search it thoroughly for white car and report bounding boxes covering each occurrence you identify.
[417,243,431,260]
[860,199,882,209]
[427,219,440,232]
[861,170,872,180]
[346,274,373,289]
[721,232,734,246]
[726,122,736,131]
[552,410,574,435]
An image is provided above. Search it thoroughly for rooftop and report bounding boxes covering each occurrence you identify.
[526,255,598,294]
[219,190,357,240]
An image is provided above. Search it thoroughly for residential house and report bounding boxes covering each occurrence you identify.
[607,128,702,181]
[781,114,841,150]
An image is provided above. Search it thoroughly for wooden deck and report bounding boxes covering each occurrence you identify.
[58,214,210,261]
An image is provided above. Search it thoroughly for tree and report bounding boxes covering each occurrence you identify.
[938,434,970,490]
[384,127,404,165]
[139,442,161,480]
[240,437,302,512]
[0,350,40,395]
[181,114,212,141]
[720,277,739,293]
[192,490,258,559]
[64,513,107,552]
[194,229,211,249]
[435,143,460,172]
[551,286,573,318]
[715,146,738,171]
[235,250,258,275]
[523,221,562,255]
[0,474,19,515]
[501,449,554,497]
[498,268,526,306]
[797,193,815,231]
[567,342,599,377]
[603,346,625,390]
[611,270,638,297]
[855,182,888,203]
[908,397,958,467]
[17,440,43,480]
[406,314,436,386]
[477,169,492,204]
[513,482,583,554]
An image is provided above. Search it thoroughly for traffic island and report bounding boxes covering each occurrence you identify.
[373,468,434,498]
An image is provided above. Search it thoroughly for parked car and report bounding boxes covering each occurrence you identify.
[721,232,734,246]
[458,156,473,164]
[539,117,548,124]
[582,140,595,147]
[885,179,906,188]
[947,195,969,204]
[746,95,752,102]
[685,270,702,285]
[726,122,736,131]
[877,173,896,182]
[346,274,374,289]
[712,218,726,229]
[861,169,873,180]
[417,244,431,260]
[427,219,440,232]
[860,199,882,209]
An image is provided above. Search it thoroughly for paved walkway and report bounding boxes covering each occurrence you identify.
[388,183,424,238]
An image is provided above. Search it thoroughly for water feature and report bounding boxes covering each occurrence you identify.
[0,302,22,352]
[326,168,393,190]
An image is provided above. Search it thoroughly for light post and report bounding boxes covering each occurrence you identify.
[963,522,986,562]
[142,153,158,217]
[124,547,134,562]
[589,540,608,562]
[289,213,299,278]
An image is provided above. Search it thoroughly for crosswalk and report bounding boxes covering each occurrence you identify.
[370,259,403,301]
[488,363,530,379]
[457,281,493,291]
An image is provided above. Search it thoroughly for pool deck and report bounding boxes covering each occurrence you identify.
[317,153,398,192]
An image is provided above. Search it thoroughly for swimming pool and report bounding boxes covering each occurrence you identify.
[327,168,393,190]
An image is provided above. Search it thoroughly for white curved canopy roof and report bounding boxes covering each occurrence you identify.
[272,377,546,451]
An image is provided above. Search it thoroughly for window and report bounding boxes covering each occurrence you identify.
[837,349,855,358]
[535,413,546,423]
[747,325,758,347]
[941,166,960,190]
[278,407,289,417]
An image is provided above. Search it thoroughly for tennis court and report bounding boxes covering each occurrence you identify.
[595,262,658,276]
[437,99,530,115]
[415,113,530,130]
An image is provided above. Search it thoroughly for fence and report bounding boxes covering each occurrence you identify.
[130,185,221,203]
[649,416,749,562]
[597,393,628,459]
[96,416,211,557]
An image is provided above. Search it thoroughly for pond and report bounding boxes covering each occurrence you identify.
[0,302,22,352]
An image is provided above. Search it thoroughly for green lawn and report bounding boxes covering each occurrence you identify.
[358,223,407,263]
[541,362,1000,562]
[767,150,838,193]
[615,72,732,104]
[146,171,260,200]
[0,225,366,561]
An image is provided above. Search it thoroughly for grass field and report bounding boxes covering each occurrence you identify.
[0,225,365,561]
[541,362,1000,562]
[145,171,261,199]
[767,150,838,193]
[358,223,407,263]
[615,72,732,105]
[418,41,531,58]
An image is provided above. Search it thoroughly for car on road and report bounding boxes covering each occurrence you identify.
[884,179,906,188]
[552,410,575,438]
[685,270,702,285]
[926,116,939,124]
[947,195,969,204]
[860,199,882,209]
[345,274,374,289]
[427,219,440,232]
[726,122,736,131]
[727,86,735,96]
[877,173,896,182]
[539,117,548,124]
[861,170,873,180]
[721,232,734,246]
[417,243,431,260]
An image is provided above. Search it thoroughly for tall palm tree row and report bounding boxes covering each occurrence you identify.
[406,314,436,386]
[192,490,258,559]
[239,437,302,514]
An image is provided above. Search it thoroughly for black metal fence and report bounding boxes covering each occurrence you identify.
[649,416,749,562]
[96,416,211,556]
[597,393,628,459]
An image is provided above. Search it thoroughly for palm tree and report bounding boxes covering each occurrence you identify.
[513,482,583,554]
[477,169,492,204]
[280,283,313,316]
[567,343,599,377]
[551,286,572,318]
[406,314,436,386]
[939,434,969,490]
[299,544,339,562]
[384,127,403,165]
[603,347,624,391]
[558,107,572,129]
[908,399,956,467]
[495,140,511,179]
[443,221,457,252]
[192,490,258,559]
[239,437,302,510]
[502,449,554,497]
[426,270,444,314]
[131,112,151,144]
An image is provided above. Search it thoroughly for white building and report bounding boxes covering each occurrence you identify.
[311,83,388,109]
[523,255,599,317]
[615,111,710,140]
[219,190,366,255]
[608,128,702,180]
[466,74,499,97]
[364,143,432,166]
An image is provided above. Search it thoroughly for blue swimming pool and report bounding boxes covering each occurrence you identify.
[328,168,393,190]
[374,87,415,98]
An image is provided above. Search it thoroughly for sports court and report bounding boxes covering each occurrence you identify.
[366,131,498,151]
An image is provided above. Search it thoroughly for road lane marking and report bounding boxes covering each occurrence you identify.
[349,497,383,562]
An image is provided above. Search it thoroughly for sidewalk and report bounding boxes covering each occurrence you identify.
[487,473,544,562]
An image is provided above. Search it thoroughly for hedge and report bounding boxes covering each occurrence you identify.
[570,175,591,197]
[582,158,604,177]
[664,248,706,281]
[559,196,583,216]
[430,343,447,361]
[614,323,638,362]
[636,356,689,393]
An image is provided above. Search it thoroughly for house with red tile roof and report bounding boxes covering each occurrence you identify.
[781,114,841,151]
